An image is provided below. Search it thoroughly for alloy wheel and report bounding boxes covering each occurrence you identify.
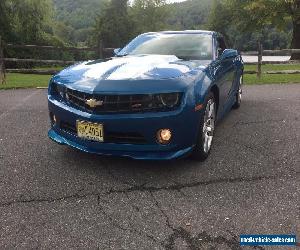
[202,99,215,153]
[237,76,243,104]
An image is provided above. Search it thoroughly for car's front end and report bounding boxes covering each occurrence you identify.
[48,75,203,160]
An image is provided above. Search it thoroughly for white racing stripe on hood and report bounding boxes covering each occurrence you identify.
[83,55,190,80]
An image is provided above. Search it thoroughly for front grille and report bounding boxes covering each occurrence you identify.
[63,88,178,114]
[60,121,146,144]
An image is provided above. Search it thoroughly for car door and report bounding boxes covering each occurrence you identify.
[214,36,235,114]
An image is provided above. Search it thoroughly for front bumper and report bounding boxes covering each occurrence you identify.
[48,95,201,160]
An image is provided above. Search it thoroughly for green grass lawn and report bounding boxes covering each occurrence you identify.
[244,64,300,72]
[0,73,51,89]
[244,74,300,85]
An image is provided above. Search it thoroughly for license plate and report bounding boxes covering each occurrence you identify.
[77,120,104,142]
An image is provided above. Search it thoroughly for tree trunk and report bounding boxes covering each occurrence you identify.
[0,36,6,84]
[290,12,300,60]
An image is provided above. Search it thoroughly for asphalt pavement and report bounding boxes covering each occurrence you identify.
[0,84,299,249]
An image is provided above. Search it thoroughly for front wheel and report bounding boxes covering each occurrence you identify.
[190,92,216,161]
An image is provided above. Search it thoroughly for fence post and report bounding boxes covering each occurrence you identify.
[98,39,104,59]
[0,36,6,84]
[257,41,263,78]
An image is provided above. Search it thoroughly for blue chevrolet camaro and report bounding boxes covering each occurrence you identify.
[48,30,244,160]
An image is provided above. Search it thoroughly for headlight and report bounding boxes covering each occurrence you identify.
[51,82,65,98]
[158,93,181,108]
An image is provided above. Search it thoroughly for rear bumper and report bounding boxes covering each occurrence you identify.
[48,95,201,160]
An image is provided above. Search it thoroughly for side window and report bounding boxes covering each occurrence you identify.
[216,37,227,58]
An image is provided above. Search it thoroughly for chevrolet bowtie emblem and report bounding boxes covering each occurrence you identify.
[86,98,104,108]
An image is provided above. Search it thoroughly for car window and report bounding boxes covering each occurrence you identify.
[119,33,213,60]
[216,36,227,58]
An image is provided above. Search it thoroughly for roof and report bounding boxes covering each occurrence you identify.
[144,30,215,35]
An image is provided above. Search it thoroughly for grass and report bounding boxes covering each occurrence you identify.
[244,74,300,85]
[0,73,51,89]
[1,63,300,89]
[244,64,300,72]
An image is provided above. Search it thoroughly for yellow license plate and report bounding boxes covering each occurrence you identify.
[77,120,104,142]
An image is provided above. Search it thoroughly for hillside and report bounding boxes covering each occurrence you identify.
[167,0,212,30]
[53,0,106,29]
[52,0,107,45]
[52,0,213,45]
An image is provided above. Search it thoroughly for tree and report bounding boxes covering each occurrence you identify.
[0,37,6,84]
[13,0,54,44]
[0,0,55,44]
[239,0,299,59]
[0,0,13,41]
[130,0,168,35]
[209,0,300,59]
[94,0,132,48]
[167,0,212,30]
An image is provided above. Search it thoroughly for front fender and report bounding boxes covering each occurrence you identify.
[193,70,214,106]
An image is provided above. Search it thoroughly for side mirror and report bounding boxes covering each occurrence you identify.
[220,49,238,60]
[113,48,121,56]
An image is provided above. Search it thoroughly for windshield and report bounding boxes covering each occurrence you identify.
[118,33,213,60]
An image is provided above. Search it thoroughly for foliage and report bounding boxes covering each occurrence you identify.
[93,0,132,48]
[0,0,13,42]
[4,0,55,44]
[209,0,299,56]
[167,0,212,30]
[130,0,169,35]
[52,0,107,45]
[0,0,297,57]
[93,0,170,48]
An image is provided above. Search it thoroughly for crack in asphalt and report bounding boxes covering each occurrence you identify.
[107,173,294,195]
[148,192,265,250]
[0,191,98,208]
[96,194,164,248]
[234,119,286,127]
[149,191,175,232]
[0,173,297,208]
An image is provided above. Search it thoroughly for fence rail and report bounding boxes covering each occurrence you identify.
[1,40,300,78]
[6,43,115,54]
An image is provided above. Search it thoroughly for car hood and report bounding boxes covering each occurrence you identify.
[52,55,210,93]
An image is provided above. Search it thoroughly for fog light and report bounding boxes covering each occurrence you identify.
[50,113,57,125]
[157,129,172,144]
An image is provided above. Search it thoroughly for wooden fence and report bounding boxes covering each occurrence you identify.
[241,42,300,77]
[3,41,114,65]
[1,39,300,82]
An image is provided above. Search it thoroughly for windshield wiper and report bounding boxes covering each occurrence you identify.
[115,54,128,57]
[176,55,191,61]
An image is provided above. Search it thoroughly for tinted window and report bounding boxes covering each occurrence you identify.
[119,33,213,60]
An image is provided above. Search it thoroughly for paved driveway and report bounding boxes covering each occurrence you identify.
[0,84,299,249]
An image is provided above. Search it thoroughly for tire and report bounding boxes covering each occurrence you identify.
[190,92,216,161]
[232,74,243,109]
